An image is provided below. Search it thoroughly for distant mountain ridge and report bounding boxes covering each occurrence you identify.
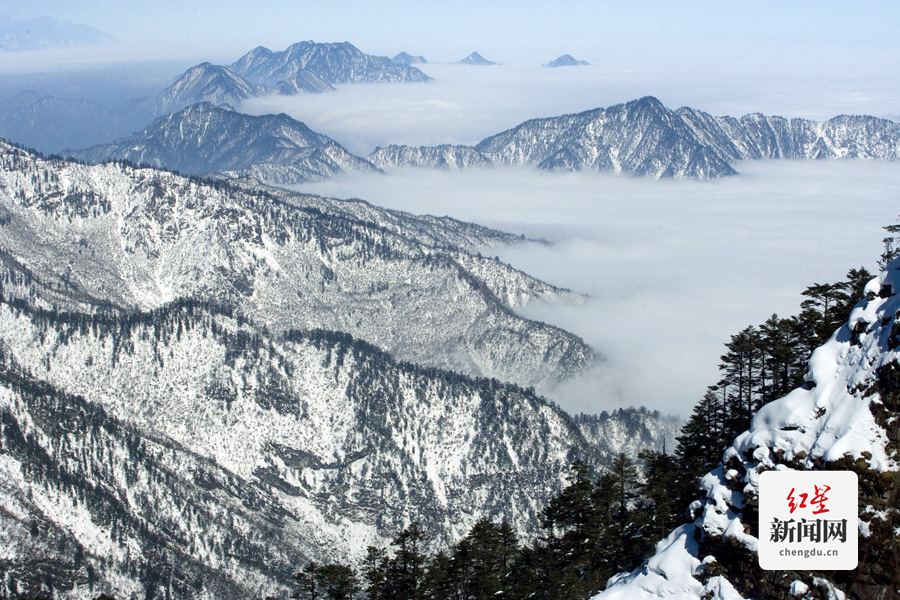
[370,96,900,178]
[0,15,117,51]
[0,40,428,154]
[391,51,427,65]
[369,144,493,169]
[70,102,379,184]
[458,52,497,65]
[230,41,431,84]
[545,54,589,67]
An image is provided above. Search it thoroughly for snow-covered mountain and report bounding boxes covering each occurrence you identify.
[0,139,592,390]
[546,54,589,67]
[369,144,493,169]
[596,264,900,598]
[377,96,900,179]
[229,41,430,85]
[0,290,596,599]
[0,15,117,51]
[391,51,427,65]
[458,52,497,66]
[70,102,379,184]
[0,139,650,599]
[123,63,273,122]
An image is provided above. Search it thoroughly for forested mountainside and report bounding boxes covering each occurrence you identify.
[0,138,625,599]
[0,287,597,599]
[0,140,593,390]
[271,253,899,600]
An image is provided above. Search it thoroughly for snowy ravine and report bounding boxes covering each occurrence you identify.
[595,264,900,599]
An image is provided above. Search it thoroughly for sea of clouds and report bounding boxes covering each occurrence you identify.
[294,160,900,417]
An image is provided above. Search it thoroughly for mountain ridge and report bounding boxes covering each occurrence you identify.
[369,96,900,178]
[69,102,380,184]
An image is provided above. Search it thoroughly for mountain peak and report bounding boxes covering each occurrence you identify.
[392,51,427,65]
[69,101,379,184]
[545,54,589,67]
[230,40,430,84]
[458,51,497,65]
[629,95,666,110]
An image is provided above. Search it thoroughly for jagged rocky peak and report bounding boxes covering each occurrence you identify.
[597,264,900,599]
[229,40,431,84]
[391,51,427,65]
[68,101,378,184]
[545,54,589,67]
[459,51,497,65]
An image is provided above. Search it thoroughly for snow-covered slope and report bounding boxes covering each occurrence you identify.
[0,139,592,390]
[129,63,270,119]
[70,102,379,184]
[596,263,900,599]
[573,408,682,463]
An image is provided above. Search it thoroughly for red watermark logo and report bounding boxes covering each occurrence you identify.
[758,471,857,570]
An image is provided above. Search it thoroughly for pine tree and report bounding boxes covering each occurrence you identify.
[293,562,320,600]
[385,523,426,600]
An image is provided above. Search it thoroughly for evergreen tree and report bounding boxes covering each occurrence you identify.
[638,449,681,539]
[293,562,321,600]
[385,523,426,600]
[361,546,388,600]
[315,564,361,600]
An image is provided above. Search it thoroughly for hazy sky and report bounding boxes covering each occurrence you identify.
[3,1,899,68]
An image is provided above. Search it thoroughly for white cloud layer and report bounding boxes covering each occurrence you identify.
[239,62,900,157]
[292,159,900,418]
